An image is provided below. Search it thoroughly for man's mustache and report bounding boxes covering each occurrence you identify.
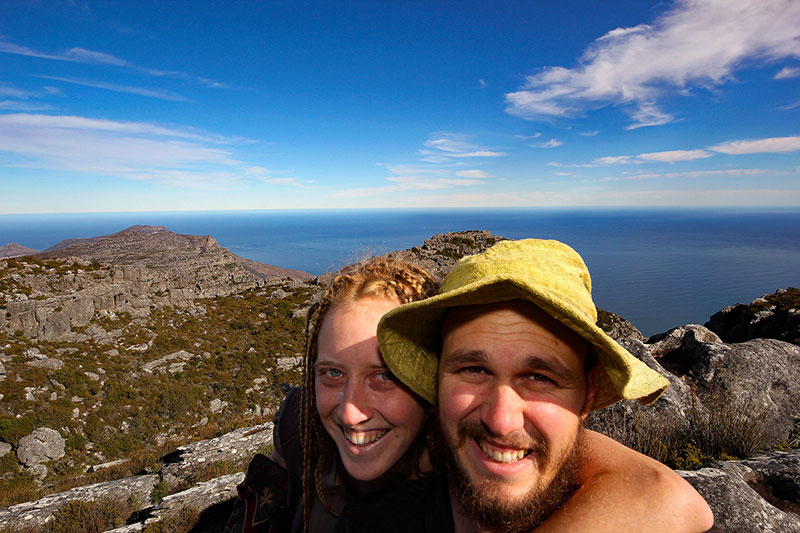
[455,419,550,463]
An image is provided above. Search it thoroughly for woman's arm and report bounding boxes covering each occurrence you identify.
[533,430,714,532]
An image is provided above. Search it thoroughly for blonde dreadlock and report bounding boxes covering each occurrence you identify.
[299,257,438,532]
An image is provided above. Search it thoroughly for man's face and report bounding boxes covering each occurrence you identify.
[437,300,595,529]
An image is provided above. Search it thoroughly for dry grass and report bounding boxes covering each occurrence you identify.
[588,392,787,470]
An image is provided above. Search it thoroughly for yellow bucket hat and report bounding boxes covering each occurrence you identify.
[377,238,669,410]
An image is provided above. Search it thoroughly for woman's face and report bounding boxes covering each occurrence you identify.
[315,296,427,481]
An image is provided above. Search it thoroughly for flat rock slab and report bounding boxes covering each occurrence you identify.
[0,474,158,529]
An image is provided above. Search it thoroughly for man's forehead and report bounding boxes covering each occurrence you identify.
[440,300,587,363]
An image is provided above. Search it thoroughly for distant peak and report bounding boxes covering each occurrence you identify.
[121,225,170,234]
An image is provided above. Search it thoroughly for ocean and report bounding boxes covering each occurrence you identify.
[1,208,799,337]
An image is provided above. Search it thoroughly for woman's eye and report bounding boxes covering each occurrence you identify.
[321,368,343,378]
[376,371,394,382]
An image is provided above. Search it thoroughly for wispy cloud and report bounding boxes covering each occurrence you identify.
[536,139,563,148]
[0,38,226,88]
[35,75,190,102]
[601,168,767,181]
[419,132,506,162]
[775,66,800,79]
[0,113,280,189]
[505,0,800,128]
[636,149,714,162]
[455,170,491,178]
[571,137,798,168]
[0,100,53,111]
[333,159,494,198]
[479,79,488,88]
[578,130,599,137]
[709,136,800,154]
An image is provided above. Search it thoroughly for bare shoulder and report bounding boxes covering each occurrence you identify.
[535,429,716,532]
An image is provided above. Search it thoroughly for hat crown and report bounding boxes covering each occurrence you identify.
[441,239,598,324]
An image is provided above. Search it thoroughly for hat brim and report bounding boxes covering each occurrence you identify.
[378,275,668,410]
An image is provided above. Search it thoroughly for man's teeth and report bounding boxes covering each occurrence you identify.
[479,441,529,463]
[344,429,387,446]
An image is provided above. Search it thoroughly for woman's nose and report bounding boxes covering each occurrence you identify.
[337,382,371,426]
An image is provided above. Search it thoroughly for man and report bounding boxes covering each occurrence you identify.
[378,238,714,532]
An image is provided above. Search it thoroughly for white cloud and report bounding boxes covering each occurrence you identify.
[455,170,490,178]
[35,75,189,102]
[420,132,506,161]
[593,155,635,165]
[0,38,225,88]
[779,99,800,110]
[775,66,800,79]
[0,113,272,189]
[709,136,800,154]
[505,0,800,128]
[578,131,599,137]
[0,100,53,111]
[636,149,714,162]
[334,176,483,198]
[601,168,767,181]
[479,79,488,88]
[334,157,494,198]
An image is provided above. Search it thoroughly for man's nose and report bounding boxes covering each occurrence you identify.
[481,384,525,436]
[338,382,371,426]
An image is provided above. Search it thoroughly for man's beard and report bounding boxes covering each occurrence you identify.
[438,419,585,533]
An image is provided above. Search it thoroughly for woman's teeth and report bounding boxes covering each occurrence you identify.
[344,429,387,446]
[479,440,530,463]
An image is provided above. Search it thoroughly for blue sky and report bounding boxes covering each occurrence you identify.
[0,0,799,213]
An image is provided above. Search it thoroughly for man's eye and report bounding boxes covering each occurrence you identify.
[461,366,487,375]
[527,373,556,385]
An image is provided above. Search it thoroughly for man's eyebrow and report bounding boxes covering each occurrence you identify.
[440,349,488,369]
[524,355,576,383]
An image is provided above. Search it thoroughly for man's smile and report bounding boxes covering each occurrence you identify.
[477,437,532,464]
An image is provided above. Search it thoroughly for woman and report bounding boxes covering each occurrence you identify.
[229,256,712,532]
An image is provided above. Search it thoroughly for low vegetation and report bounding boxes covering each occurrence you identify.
[0,283,310,508]
[588,393,791,470]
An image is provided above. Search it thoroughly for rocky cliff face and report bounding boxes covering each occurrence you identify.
[705,287,800,346]
[0,244,40,260]
[0,225,311,341]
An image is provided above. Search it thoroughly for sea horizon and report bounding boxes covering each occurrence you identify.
[2,207,799,337]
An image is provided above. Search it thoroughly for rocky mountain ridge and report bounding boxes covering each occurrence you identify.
[0,228,797,532]
[0,245,40,260]
[1,225,311,341]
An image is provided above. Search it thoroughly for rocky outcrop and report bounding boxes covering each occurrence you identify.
[0,474,159,529]
[1,226,313,340]
[388,230,505,279]
[680,449,800,532]
[597,309,645,342]
[40,225,311,282]
[16,427,65,469]
[160,423,273,491]
[0,243,40,259]
[0,424,274,530]
[706,287,800,346]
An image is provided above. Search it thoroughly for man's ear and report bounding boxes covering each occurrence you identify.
[581,366,599,420]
